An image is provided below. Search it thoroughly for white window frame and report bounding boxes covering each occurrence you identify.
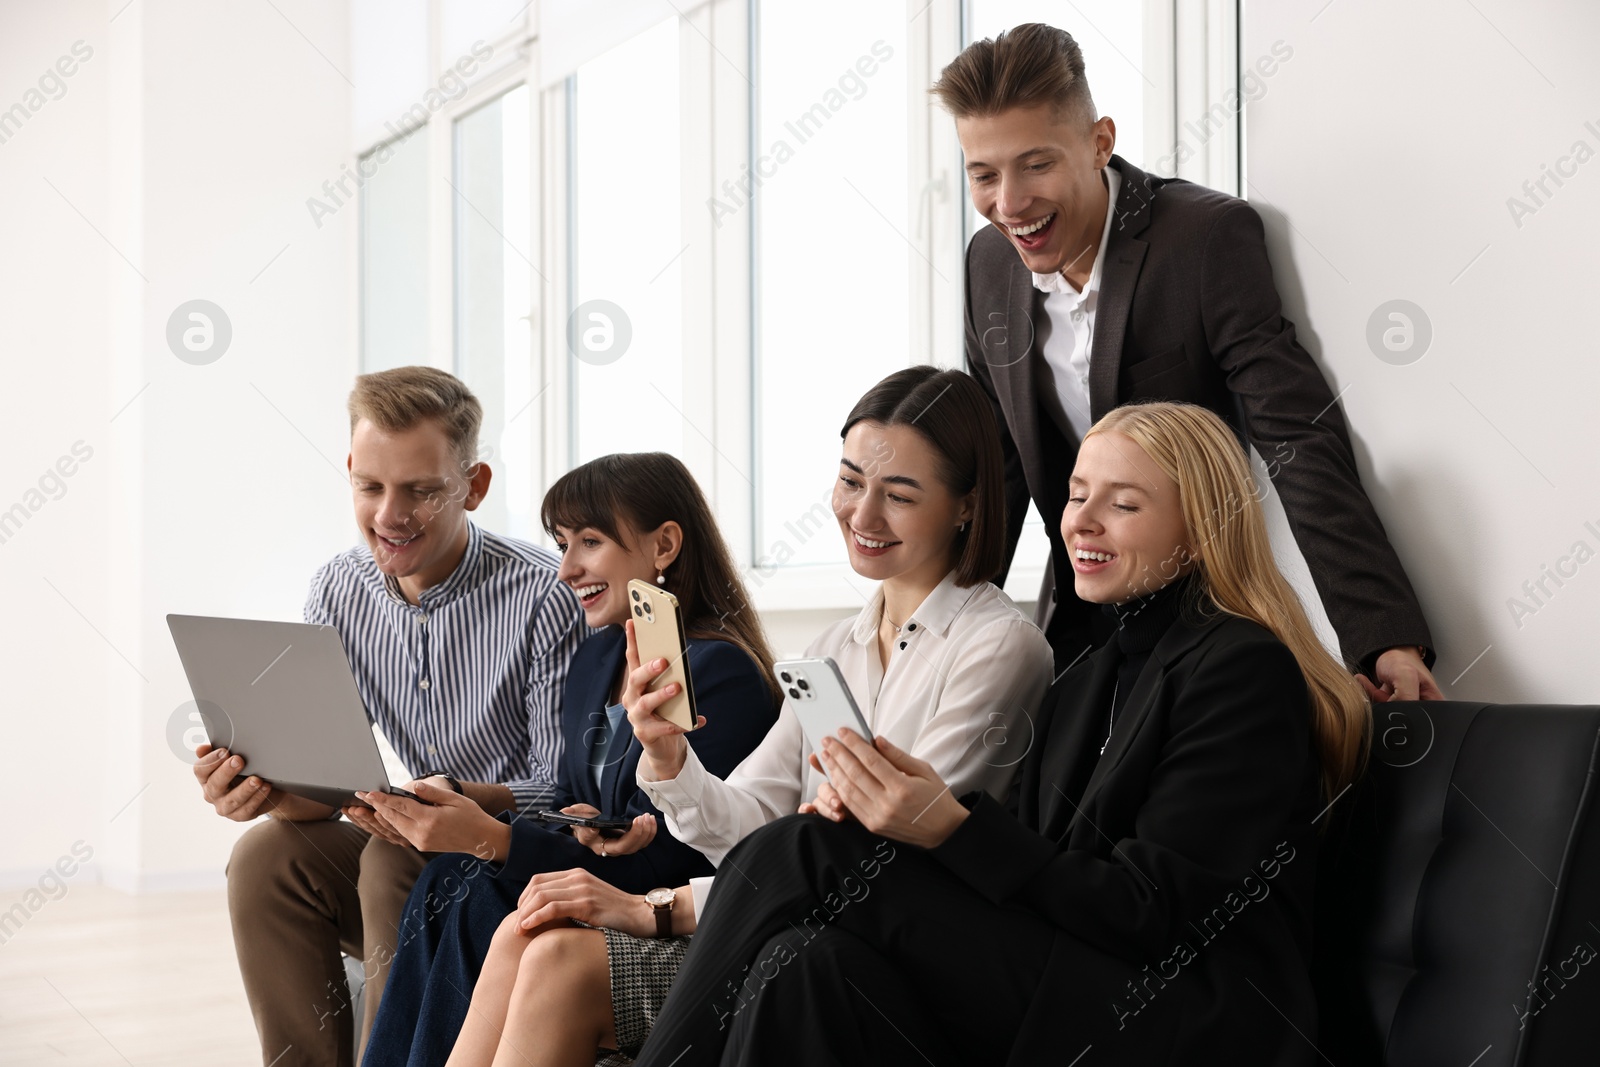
[355,0,1239,613]
[352,4,542,540]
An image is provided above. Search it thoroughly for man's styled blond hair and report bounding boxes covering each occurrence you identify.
[347,366,483,468]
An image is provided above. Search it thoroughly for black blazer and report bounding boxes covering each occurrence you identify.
[495,627,779,892]
[933,611,1325,1064]
[965,154,1431,674]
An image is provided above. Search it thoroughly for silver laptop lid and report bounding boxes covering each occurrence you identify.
[166,614,395,808]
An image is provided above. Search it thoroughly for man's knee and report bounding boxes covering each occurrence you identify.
[359,835,423,886]
[225,818,315,906]
[357,838,432,921]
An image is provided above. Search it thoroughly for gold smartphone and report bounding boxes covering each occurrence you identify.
[626,578,699,731]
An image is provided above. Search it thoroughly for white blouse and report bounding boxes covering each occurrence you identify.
[639,570,1055,877]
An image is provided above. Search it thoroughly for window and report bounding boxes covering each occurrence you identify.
[453,83,534,538]
[360,127,431,372]
[968,2,1148,159]
[753,0,909,572]
[568,17,685,464]
[351,1,1224,611]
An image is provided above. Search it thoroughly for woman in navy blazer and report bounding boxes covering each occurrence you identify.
[622,403,1372,1066]
[362,453,781,1067]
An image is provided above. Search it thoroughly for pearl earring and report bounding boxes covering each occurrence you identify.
[656,571,666,585]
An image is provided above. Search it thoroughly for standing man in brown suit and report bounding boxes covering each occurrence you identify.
[937,23,1441,700]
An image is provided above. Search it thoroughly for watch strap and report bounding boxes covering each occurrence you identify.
[419,770,464,794]
[649,890,674,938]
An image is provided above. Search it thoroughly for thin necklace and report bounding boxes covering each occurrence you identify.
[1100,681,1119,756]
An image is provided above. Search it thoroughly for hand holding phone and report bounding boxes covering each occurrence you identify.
[626,579,699,731]
[533,809,635,837]
[775,658,873,777]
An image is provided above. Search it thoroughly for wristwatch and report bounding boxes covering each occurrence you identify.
[419,770,464,794]
[645,887,676,938]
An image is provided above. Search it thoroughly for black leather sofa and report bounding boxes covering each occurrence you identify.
[1314,701,1600,1065]
[557,701,1600,1067]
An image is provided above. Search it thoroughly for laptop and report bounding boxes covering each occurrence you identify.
[167,614,415,808]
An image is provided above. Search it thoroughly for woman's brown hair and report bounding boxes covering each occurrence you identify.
[840,366,1007,587]
[541,453,780,702]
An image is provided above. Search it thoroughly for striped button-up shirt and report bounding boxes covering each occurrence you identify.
[304,522,589,813]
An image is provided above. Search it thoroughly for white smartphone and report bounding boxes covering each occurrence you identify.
[774,657,873,770]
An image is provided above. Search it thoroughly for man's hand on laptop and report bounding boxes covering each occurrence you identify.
[192,744,335,822]
[356,778,511,859]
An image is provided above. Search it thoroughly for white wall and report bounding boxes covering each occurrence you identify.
[1244,0,1599,704]
[1,0,355,891]
[0,1,114,889]
[128,0,356,889]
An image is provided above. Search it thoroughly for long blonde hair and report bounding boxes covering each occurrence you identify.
[1086,403,1369,800]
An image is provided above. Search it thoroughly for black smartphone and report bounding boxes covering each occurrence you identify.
[346,785,425,810]
[532,809,635,837]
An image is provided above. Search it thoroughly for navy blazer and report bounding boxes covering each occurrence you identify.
[933,612,1325,1064]
[494,627,779,893]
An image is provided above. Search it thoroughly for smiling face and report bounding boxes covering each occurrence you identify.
[552,522,676,630]
[1063,431,1194,605]
[833,422,974,592]
[349,417,489,603]
[956,103,1116,279]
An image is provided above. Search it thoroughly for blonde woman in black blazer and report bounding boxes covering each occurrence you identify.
[628,401,1370,1067]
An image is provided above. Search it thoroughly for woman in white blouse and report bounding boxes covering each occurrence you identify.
[442,365,1054,1067]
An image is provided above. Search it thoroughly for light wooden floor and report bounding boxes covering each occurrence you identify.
[0,885,262,1065]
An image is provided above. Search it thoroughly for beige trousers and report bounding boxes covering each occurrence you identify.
[226,818,430,1066]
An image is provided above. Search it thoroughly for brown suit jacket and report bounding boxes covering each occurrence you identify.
[965,154,1431,673]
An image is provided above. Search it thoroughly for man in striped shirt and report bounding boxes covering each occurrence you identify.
[190,367,588,1066]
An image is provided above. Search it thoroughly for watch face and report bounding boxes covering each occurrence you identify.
[645,887,675,907]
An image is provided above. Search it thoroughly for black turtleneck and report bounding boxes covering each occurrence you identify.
[1102,573,1198,722]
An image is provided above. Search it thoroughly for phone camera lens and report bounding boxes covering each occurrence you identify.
[797,679,810,692]
[779,671,792,683]
[787,687,800,700]
[631,589,641,601]
[633,605,643,617]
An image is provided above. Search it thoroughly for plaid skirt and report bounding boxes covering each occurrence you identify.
[600,927,693,1058]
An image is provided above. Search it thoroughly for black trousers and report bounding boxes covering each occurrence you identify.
[632,814,1058,1067]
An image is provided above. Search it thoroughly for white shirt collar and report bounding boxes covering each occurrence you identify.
[849,569,976,645]
[1031,165,1122,297]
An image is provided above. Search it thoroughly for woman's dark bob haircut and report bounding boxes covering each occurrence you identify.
[840,366,1006,587]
